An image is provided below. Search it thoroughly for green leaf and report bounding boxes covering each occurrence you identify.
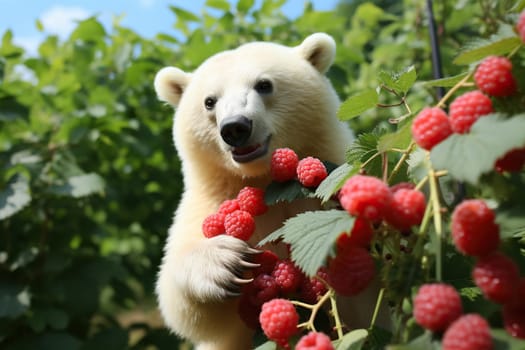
[430,114,525,184]
[378,66,417,94]
[237,0,255,13]
[206,0,230,11]
[337,88,378,120]
[254,341,277,350]
[377,123,412,153]
[422,72,469,88]
[70,17,106,43]
[346,130,383,164]
[264,180,313,205]
[315,163,358,203]
[387,331,440,350]
[47,173,105,198]
[335,329,368,350]
[0,96,29,121]
[0,175,31,220]
[0,283,30,318]
[260,210,355,276]
[170,6,201,22]
[496,205,525,240]
[407,148,429,182]
[491,329,525,350]
[453,25,521,65]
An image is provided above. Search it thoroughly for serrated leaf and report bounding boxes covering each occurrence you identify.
[206,0,230,11]
[335,329,368,350]
[459,287,482,301]
[378,66,417,94]
[48,173,105,198]
[0,175,31,220]
[260,210,355,276]
[422,72,469,88]
[377,123,412,153]
[264,180,313,205]
[430,114,525,184]
[454,25,521,65]
[346,129,385,164]
[407,148,429,182]
[337,88,378,120]
[315,163,358,203]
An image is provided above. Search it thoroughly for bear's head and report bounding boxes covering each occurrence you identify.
[155,33,345,178]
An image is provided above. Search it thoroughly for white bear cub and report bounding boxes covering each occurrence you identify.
[154,33,353,350]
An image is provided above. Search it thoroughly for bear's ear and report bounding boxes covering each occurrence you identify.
[295,33,336,74]
[154,67,192,106]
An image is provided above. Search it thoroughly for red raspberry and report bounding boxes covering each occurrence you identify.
[237,187,268,216]
[252,250,279,276]
[246,273,280,306]
[442,314,493,350]
[260,299,299,346]
[413,283,463,332]
[327,245,375,296]
[299,268,328,304]
[272,259,304,294]
[296,157,328,187]
[385,189,426,231]
[224,210,255,241]
[337,217,374,248]
[474,56,517,97]
[451,199,500,256]
[271,148,299,182]
[390,182,415,193]
[472,252,520,304]
[295,332,334,350]
[411,107,452,150]
[449,91,493,134]
[202,213,225,238]
[495,146,525,173]
[238,293,260,329]
[503,278,525,339]
[518,11,525,43]
[217,199,240,215]
[339,175,392,222]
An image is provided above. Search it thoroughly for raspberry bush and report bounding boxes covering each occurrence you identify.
[208,6,525,349]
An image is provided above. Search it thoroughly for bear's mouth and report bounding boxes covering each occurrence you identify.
[231,136,271,163]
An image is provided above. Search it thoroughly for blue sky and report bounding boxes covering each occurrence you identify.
[0,0,339,54]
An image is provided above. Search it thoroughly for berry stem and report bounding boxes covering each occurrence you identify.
[369,287,385,329]
[293,289,332,333]
[428,164,443,281]
[329,289,344,339]
[435,72,472,109]
[388,141,415,184]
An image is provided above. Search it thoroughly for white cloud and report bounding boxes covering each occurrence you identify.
[14,36,42,56]
[41,6,90,38]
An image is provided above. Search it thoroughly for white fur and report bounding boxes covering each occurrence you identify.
[154,33,367,350]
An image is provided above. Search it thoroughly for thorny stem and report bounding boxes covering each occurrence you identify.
[293,289,332,333]
[329,290,344,339]
[388,141,415,184]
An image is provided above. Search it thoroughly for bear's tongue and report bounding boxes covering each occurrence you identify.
[233,144,260,156]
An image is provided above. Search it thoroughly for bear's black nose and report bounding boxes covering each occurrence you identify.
[220,116,253,147]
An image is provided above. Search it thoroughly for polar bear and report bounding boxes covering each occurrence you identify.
[154,33,355,350]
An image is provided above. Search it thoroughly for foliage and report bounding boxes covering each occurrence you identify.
[1,0,524,349]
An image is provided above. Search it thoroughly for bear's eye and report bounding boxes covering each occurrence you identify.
[204,96,217,110]
[254,79,273,94]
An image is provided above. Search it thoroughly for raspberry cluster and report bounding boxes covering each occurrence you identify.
[450,198,525,338]
[202,186,268,241]
[411,53,525,173]
[270,148,328,187]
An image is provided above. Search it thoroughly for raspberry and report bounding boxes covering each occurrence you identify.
[413,283,463,332]
[503,278,525,339]
[271,148,299,182]
[237,187,268,216]
[449,91,493,134]
[272,259,304,294]
[260,299,299,346]
[224,210,255,241]
[339,175,392,222]
[246,273,280,306]
[298,268,328,304]
[217,199,240,215]
[442,314,493,350]
[337,217,374,248]
[202,213,225,238]
[252,250,279,276]
[451,199,500,256]
[295,332,334,350]
[411,107,452,150]
[474,56,517,97]
[327,245,375,296]
[296,157,328,187]
[472,252,520,304]
[385,189,426,231]
[495,146,525,173]
[518,11,525,43]
[390,182,415,193]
